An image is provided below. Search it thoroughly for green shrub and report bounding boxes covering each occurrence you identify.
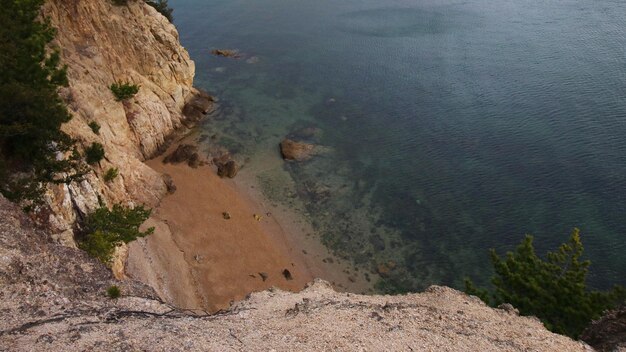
[104,167,119,182]
[88,121,101,135]
[112,0,128,5]
[81,230,118,263]
[110,82,140,101]
[145,0,173,22]
[0,0,86,206]
[465,229,626,338]
[107,285,121,299]
[85,142,105,164]
[79,204,154,264]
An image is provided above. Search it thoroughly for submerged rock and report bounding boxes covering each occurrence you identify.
[246,56,260,64]
[288,126,322,142]
[211,49,241,58]
[300,181,331,202]
[280,139,316,161]
[376,261,397,277]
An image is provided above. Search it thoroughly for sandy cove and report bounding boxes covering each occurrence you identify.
[125,143,373,312]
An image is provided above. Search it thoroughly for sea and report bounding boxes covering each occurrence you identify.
[170,0,626,291]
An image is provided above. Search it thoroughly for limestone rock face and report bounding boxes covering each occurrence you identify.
[37,0,208,244]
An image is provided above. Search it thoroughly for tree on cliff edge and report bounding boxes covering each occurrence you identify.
[465,228,625,338]
[0,0,85,207]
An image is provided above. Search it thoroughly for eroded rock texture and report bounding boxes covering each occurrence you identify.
[37,0,211,244]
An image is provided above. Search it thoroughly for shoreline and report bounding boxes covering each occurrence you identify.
[125,134,373,312]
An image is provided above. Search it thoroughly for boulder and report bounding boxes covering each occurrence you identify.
[217,160,238,178]
[182,90,214,124]
[163,144,200,168]
[211,49,241,58]
[213,154,239,178]
[280,139,316,161]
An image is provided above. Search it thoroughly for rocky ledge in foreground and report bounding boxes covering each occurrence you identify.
[0,195,591,351]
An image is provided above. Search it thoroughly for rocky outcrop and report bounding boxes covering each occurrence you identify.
[36,0,212,245]
[0,195,592,351]
[582,305,626,351]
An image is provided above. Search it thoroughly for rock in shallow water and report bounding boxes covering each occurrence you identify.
[279,139,316,161]
[211,49,241,58]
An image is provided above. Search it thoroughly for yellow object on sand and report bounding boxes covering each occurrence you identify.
[253,214,262,221]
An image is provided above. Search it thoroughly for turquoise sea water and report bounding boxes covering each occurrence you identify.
[170,0,626,291]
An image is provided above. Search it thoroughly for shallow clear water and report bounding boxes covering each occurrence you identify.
[170,0,626,290]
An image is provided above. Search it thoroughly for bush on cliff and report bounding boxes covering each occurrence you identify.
[103,167,119,182]
[85,142,106,165]
[465,228,626,338]
[0,0,86,207]
[110,81,140,101]
[79,204,154,264]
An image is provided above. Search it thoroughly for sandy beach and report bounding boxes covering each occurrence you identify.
[126,139,373,312]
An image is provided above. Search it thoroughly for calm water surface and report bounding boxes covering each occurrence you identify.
[170,0,626,291]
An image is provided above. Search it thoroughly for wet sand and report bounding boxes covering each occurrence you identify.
[126,141,373,312]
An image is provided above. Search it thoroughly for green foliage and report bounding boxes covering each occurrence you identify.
[85,142,105,165]
[112,0,128,5]
[81,230,118,263]
[145,0,173,22]
[465,229,626,338]
[88,121,101,135]
[107,285,121,299]
[104,167,119,182]
[79,204,154,264]
[110,81,140,101]
[0,0,86,206]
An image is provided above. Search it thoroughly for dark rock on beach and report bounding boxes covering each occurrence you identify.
[217,160,238,178]
[163,144,201,168]
[213,154,239,178]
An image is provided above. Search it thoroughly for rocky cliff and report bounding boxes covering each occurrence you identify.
[36,0,211,246]
[0,195,592,351]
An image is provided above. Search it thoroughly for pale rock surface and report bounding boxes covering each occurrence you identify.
[0,195,593,352]
[35,0,206,244]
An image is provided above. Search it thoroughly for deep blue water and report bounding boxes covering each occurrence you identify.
[170,0,626,290]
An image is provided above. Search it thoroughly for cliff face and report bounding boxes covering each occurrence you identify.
[0,195,592,351]
[37,0,210,246]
